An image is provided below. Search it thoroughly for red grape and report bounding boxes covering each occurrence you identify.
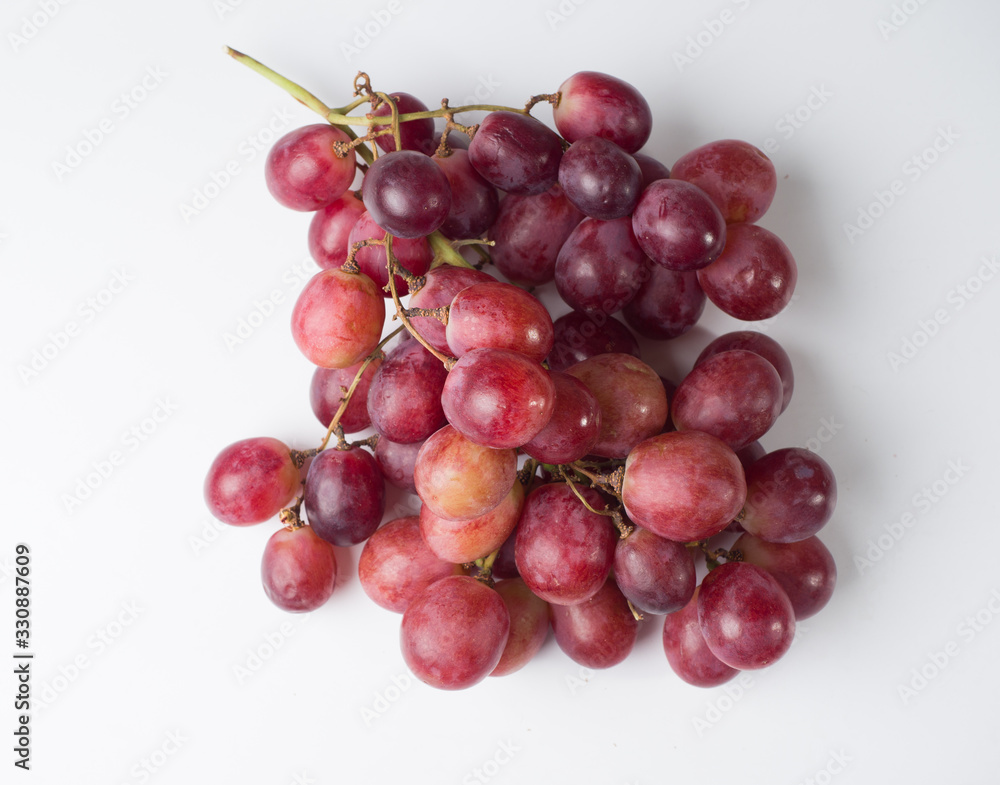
[304,447,386,546]
[467,111,563,195]
[307,193,366,269]
[549,578,639,669]
[547,311,639,372]
[490,578,550,677]
[622,264,706,340]
[557,135,643,220]
[553,71,652,154]
[291,268,385,369]
[204,437,300,526]
[671,139,777,224]
[741,448,837,543]
[445,281,554,364]
[696,331,794,413]
[265,124,357,211]
[261,524,338,612]
[413,425,517,521]
[432,148,500,239]
[697,562,795,670]
[662,588,738,688]
[309,357,381,433]
[613,527,696,615]
[419,480,524,563]
[632,179,727,271]
[400,575,510,690]
[373,437,424,494]
[373,92,436,155]
[734,533,837,620]
[346,211,433,297]
[622,431,746,542]
[366,339,448,444]
[632,152,670,188]
[358,516,461,613]
[521,371,601,465]
[407,266,495,355]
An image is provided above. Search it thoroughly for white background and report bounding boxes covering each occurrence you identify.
[3,0,999,782]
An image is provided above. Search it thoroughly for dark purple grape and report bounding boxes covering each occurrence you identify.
[671,139,777,224]
[401,575,510,690]
[204,437,300,526]
[373,437,424,494]
[555,216,651,315]
[566,353,667,458]
[633,152,671,188]
[515,483,616,606]
[522,371,601,465]
[697,562,795,670]
[468,111,563,196]
[557,136,642,220]
[553,71,652,154]
[491,521,520,580]
[490,184,585,286]
[742,448,837,543]
[440,348,555,449]
[622,264,705,340]
[734,533,837,620]
[358,516,461,613]
[547,311,639,372]
[304,447,386,546]
[613,527,696,615]
[265,124,357,211]
[632,179,726,271]
[549,578,639,668]
[736,441,766,471]
[445,281,554,364]
[622,431,746,542]
[309,357,382,433]
[662,588,738,688]
[432,149,500,239]
[672,349,783,451]
[696,331,794,413]
[697,223,797,321]
[261,524,338,612]
[361,150,452,238]
[347,211,433,297]
[367,339,448,444]
[372,92,436,155]
[307,193,366,269]
[407,266,495,355]
[490,578,550,677]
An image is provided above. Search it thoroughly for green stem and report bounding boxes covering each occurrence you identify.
[428,232,475,269]
[225,47,331,117]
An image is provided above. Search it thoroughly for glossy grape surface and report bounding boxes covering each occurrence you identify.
[490,578,550,677]
[205,437,299,526]
[734,533,837,620]
[696,331,794,413]
[671,139,777,224]
[558,135,643,220]
[622,264,705,340]
[307,193,366,269]
[419,481,524,563]
[446,281,554,364]
[347,211,433,297]
[304,447,385,546]
[362,150,452,238]
[741,448,837,543]
[632,179,727,271]
[407,266,494,355]
[468,111,563,195]
[373,92,436,155]
[522,371,601,465]
[265,124,357,211]
[549,578,639,669]
[662,588,738,688]
[548,311,639,372]
[309,358,381,433]
[613,527,696,615]
[553,71,652,154]
[366,339,448,444]
[261,524,338,612]
[432,148,500,239]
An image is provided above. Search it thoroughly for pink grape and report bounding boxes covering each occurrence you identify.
[419,481,525,564]
[307,193,366,269]
[467,111,563,195]
[662,588,738,688]
[413,425,517,521]
[445,281,554,364]
[622,430,746,542]
[514,483,616,606]
[400,575,510,690]
[265,124,357,211]
[549,578,639,669]
[697,562,796,670]
[697,223,797,321]
[407,266,495,355]
[204,437,300,526]
[490,184,585,286]
[358,516,461,613]
[671,139,777,224]
[441,348,555,449]
[566,353,667,458]
[671,349,783,451]
[261,524,338,612]
[553,71,652,154]
[490,578,550,677]
[309,357,382,433]
[291,268,385,369]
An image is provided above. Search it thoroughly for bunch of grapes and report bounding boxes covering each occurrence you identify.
[204,51,838,691]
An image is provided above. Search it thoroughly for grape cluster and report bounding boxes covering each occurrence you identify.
[204,51,838,691]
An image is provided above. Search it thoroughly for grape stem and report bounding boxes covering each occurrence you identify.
[557,467,633,539]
